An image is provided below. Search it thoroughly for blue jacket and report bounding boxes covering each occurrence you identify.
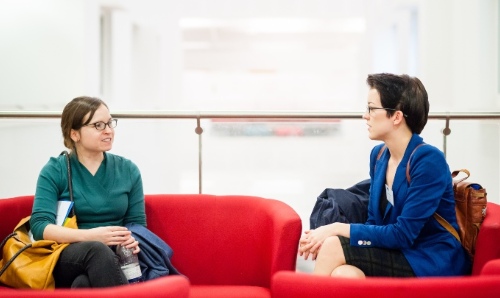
[126,223,181,280]
[350,134,471,276]
[310,179,370,228]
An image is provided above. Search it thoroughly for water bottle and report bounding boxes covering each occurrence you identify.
[116,245,143,284]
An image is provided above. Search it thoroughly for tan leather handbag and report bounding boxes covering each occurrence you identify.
[0,216,73,289]
[0,151,78,289]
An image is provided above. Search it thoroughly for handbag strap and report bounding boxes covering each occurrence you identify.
[0,232,16,250]
[0,235,33,277]
[60,151,75,217]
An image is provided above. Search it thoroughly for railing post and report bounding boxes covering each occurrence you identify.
[442,114,451,158]
[195,115,204,194]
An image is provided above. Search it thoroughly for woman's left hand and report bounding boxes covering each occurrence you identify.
[120,234,141,254]
[299,225,332,259]
[298,230,321,260]
[299,223,350,259]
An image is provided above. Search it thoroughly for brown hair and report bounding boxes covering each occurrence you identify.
[61,96,108,151]
[367,73,429,134]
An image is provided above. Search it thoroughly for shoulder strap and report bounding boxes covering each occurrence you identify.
[433,213,460,241]
[405,143,426,183]
[376,145,386,161]
[374,145,387,174]
[0,236,33,277]
[60,151,75,217]
[405,144,460,242]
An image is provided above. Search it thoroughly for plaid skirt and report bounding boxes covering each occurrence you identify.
[338,236,416,277]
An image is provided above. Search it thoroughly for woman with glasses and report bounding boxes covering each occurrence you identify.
[299,73,471,278]
[30,96,144,287]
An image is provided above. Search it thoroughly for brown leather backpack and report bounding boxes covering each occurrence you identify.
[433,169,487,260]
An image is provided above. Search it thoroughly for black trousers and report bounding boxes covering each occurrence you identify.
[53,241,128,288]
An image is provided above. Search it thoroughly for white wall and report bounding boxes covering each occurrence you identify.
[420,0,498,111]
[419,0,499,203]
[0,0,99,109]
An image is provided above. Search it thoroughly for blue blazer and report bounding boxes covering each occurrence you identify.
[350,134,471,276]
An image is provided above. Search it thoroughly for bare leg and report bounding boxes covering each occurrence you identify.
[313,236,366,278]
[331,265,366,279]
[312,236,345,275]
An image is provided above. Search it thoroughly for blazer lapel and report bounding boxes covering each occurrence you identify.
[373,149,392,221]
[390,134,425,208]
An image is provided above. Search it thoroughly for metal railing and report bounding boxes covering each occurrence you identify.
[2,110,500,193]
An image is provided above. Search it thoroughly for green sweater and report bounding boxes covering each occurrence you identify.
[30,152,146,240]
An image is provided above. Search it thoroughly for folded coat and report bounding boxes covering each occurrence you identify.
[126,223,181,280]
[309,179,370,229]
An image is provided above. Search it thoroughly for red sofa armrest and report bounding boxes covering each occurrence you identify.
[481,259,500,276]
[472,202,500,275]
[271,271,500,298]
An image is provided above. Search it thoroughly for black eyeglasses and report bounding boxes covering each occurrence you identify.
[366,106,407,117]
[83,119,118,131]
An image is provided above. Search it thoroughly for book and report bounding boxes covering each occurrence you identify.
[56,200,74,226]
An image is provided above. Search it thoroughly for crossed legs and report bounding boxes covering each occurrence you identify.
[313,235,365,278]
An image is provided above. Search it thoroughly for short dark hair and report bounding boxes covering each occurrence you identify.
[61,96,108,151]
[366,73,429,134]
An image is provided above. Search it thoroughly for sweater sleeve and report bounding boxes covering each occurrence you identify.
[29,156,66,240]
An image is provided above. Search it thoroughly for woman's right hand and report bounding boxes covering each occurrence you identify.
[87,226,131,246]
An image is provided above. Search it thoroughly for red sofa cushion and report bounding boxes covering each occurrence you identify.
[190,285,270,298]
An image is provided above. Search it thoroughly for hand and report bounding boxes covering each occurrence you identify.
[299,223,344,259]
[298,230,321,260]
[87,226,131,246]
[120,234,141,254]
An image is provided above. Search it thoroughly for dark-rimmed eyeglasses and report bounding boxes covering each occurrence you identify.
[366,106,407,117]
[83,119,118,131]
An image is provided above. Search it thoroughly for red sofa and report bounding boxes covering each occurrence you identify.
[272,202,500,298]
[0,194,302,298]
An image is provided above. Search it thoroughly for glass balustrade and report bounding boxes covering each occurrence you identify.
[1,112,499,233]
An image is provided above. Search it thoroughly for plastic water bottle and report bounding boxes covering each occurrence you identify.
[116,245,143,284]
